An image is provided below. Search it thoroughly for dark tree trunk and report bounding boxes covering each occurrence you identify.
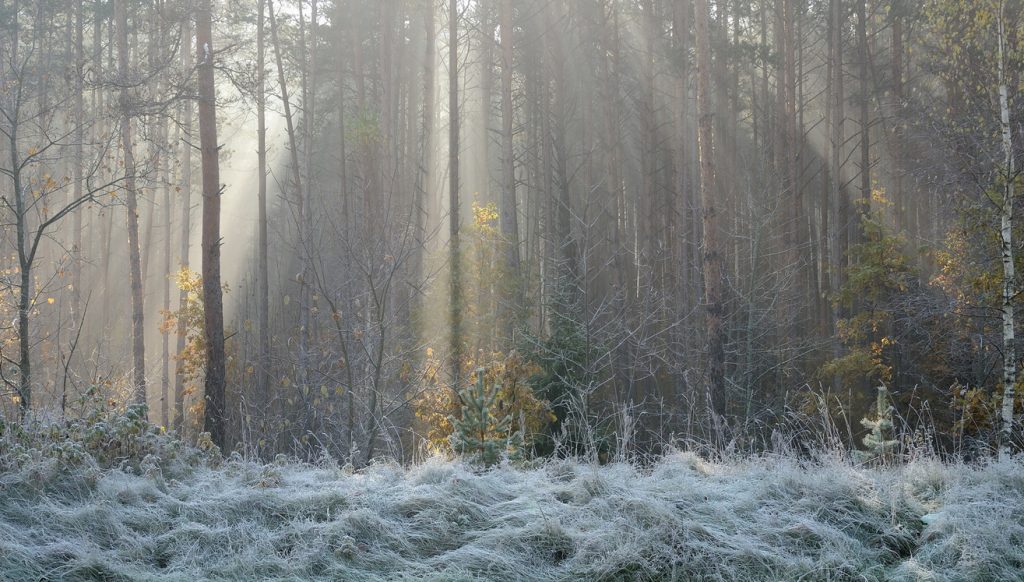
[197,0,227,450]
[116,0,147,407]
[694,0,725,418]
[499,0,521,340]
[449,0,463,392]
[256,0,270,412]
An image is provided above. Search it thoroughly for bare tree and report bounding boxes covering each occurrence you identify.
[0,10,120,415]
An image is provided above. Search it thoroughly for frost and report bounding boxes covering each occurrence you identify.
[1,450,1023,580]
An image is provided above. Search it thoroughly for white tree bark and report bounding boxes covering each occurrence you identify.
[998,0,1017,457]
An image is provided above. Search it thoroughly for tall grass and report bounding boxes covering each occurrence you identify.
[2,408,1023,581]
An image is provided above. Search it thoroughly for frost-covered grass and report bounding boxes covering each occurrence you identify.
[3,440,1024,582]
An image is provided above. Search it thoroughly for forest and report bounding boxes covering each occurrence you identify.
[1,0,1024,579]
[1,0,1021,462]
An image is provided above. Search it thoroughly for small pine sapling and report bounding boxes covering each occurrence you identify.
[450,367,522,466]
[857,385,900,463]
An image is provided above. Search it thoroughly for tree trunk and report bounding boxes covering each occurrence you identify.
[267,0,304,433]
[174,14,193,433]
[856,0,870,225]
[116,0,147,407]
[160,104,172,428]
[71,0,84,332]
[12,124,32,414]
[413,0,434,313]
[784,0,805,323]
[449,0,462,392]
[694,0,725,418]
[499,0,520,340]
[891,0,905,234]
[338,9,350,236]
[998,2,1017,456]
[197,0,227,449]
[831,0,847,294]
[268,0,304,248]
[296,0,316,394]
[256,0,270,411]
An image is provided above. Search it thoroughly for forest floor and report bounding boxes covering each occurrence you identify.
[3,440,1024,582]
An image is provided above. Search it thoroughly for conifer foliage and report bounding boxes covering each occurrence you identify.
[451,368,523,466]
[857,385,900,463]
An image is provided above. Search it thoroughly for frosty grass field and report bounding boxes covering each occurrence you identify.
[2,442,1024,581]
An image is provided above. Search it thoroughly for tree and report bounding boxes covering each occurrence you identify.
[174,13,194,432]
[996,0,1017,456]
[449,0,463,393]
[856,0,871,226]
[450,367,520,466]
[829,0,847,306]
[115,0,146,407]
[693,0,724,419]
[412,0,435,318]
[197,0,227,449]
[71,0,84,330]
[499,0,521,339]
[256,0,270,411]
[1,33,119,414]
[856,385,899,462]
[157,0,173,430]
[296,0,318,394]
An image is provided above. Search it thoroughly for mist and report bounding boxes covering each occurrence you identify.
[2,0,1023,464]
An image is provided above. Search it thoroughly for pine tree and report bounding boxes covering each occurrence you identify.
[857,385,899,463]
[450,368,521,466]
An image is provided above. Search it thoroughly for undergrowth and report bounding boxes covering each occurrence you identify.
[1,409,1023,581]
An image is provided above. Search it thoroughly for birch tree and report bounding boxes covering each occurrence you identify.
[997,0,1017,456]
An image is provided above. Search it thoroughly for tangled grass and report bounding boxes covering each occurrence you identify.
[1,414,1023,580]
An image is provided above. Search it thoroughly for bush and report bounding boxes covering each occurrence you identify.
[1,395,218,490]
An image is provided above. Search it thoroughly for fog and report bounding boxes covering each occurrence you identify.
[1,0,1022,462]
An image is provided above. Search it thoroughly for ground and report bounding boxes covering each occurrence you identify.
[2,446,1024,581]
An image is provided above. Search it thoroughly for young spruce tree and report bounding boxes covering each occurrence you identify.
[451,368,522,466]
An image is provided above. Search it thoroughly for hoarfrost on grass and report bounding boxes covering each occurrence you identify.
[2,451,1024,581]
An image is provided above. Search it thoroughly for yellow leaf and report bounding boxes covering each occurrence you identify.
[46,297,55,305]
